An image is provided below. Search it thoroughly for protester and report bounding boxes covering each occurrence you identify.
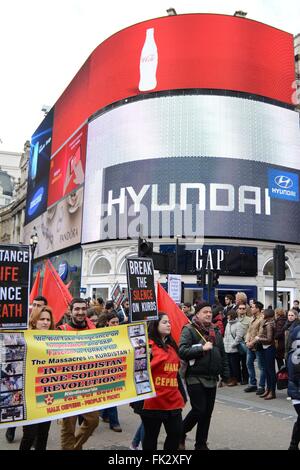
[100,311,122,432]
[19,306,54,450]
[287,324,300,450]
[140,313,186,450]
[5,296,48,444]
[179,302,229,450]
[57,298,99,450]
[212,305,225,336]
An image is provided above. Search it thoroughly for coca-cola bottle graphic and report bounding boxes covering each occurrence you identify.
[138,28,158,92]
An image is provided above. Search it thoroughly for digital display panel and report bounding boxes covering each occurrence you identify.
[25,108,54,225]
[82,94,300,245]
[51,14,295,154]
[47,124,87,207]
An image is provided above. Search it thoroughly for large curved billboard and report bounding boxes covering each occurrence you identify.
[82,94,300,244]
[52,14,295,154]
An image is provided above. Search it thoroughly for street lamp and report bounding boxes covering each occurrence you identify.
[29,227,38,289]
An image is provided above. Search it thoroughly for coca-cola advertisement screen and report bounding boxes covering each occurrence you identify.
[51,14,295,154]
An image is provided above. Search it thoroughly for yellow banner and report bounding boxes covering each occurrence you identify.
[0,323,155,427]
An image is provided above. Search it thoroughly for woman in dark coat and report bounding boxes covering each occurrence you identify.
[274,308,287,370]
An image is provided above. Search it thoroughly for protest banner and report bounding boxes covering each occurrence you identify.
[0,322,154,427]
[0,245,30,329]
[126,257,158,322]
[110,282,126,309]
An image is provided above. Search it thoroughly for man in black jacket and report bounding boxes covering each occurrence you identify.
[179,302,229,450]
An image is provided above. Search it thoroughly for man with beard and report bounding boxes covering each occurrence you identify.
[179,302,229,450]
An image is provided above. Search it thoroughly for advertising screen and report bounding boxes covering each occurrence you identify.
[47,124,87,207]
[25,109,53,225]
[51,14,295,154]
[24,186,83,259]
[82,94,300,245]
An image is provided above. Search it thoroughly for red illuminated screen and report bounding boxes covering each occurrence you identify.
[52,14,295,154]
[47,125,87,207]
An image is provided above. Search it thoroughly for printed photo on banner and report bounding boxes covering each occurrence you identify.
[0,245,30,329]
[0,324,155,428]
[126,257,158,322]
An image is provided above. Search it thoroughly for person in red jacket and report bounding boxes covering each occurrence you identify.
[141,312,186,450]
[57,298,99,449]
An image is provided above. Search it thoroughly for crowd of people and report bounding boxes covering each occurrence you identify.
[3,291,300,451]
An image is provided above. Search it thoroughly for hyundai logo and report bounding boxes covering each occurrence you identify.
[274,175,293,189]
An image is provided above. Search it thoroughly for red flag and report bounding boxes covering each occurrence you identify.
[156,283,189,344]
[29,270,41,304]
[42,260,72,323]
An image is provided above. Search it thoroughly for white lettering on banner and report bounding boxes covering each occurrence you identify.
[129,260,152,275]
[0,286,22,301]
[217,249,224,270]
[107,184,270,216]
[0,250,29,263]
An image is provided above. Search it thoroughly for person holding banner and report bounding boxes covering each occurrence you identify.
[19,306,55,450]
[5,295,48,445]
[58,298,99,450]
[140,313,186,450]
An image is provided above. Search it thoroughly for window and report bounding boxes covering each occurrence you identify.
[92,257,111,275]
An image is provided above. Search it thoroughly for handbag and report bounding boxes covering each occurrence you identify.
[237,340,247,355]
[276,366,288,390]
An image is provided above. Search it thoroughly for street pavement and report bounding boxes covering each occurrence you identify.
[0,383,296,450]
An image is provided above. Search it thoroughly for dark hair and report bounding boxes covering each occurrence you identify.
[70,297,87,311]
[253,300,264,311]
[148,312,178,353]
[97,297,104,305]
[264,308,275,319]
[34,295,48,305]
[106,310,119,323]
[183,302,191,308]
[212,305,223,318]
[105,301,114,310]
[294,300,299,304]
[225,294,234,302]
[227,309,238,320]
[87,308,99,318]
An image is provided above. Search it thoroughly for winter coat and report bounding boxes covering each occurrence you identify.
[287,325,300,400]
[212,313,225,336]
[284,319,300,360]
[179,323,230,382]
[143,339,185,411]
[274,316,286,360]
[224,319,245,353]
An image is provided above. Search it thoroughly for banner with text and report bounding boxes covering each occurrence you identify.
[126,258,158,322]
[0,323,154,428]
[0,245,30,330]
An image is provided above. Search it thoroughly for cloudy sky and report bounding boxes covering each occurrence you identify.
[0,0,299,152]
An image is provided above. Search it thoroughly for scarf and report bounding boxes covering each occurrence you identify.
[192,317,216,345]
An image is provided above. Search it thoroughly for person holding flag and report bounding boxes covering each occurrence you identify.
[179,302,230,450]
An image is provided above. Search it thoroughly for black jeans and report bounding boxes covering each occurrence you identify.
[141,409,182,450]
[183,382,216,449]
[19,421,51,450]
